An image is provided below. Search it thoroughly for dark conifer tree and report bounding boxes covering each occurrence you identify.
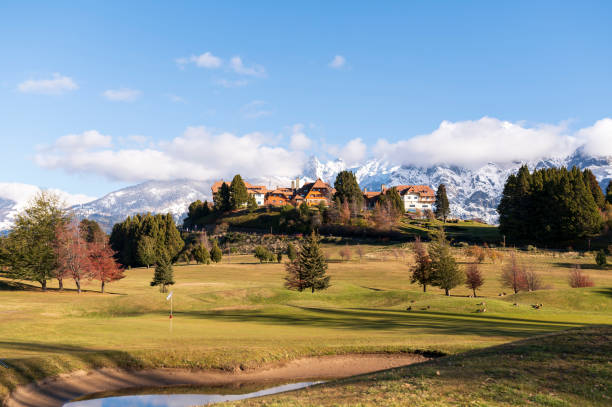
[606,180,612,205]
[229,174,249,210]
[434,184,450,222]
[583,169,606,209]
[333,171,363,206]
[150,258,174,293]
[285,231,330,293]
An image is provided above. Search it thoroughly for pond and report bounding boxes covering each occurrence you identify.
[63,381,322,407]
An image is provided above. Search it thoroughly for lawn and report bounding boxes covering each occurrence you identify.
[0,246,611,402]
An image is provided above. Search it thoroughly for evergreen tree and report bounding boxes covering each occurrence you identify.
[607,181,612,204]
[583,169,606,209]
[287,243,298,261]
[210,241,223,263]
[150,258,174,293]
[79,219,106,244]
[137,236,156,268]
[429,228,464,296]
[410,237,433,292]
[498,166,603,245]
[333,171,363,206]
[214,183,231,212]
[4,192,68,290]
[230,174,249,210]
[193,244,210,264]
[596,250,607,266]
[183,200,211,230]
[284,231,330,293]
[247,194,258,212]
[434,184,450,222]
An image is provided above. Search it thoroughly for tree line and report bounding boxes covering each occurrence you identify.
[0,193,123,292]
[498,166,604,246]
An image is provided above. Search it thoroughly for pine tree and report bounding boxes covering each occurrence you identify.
[247,194,258,212]
[229,174,249,210]
[210,241,223,263]
[287,243,298,261]
[79,219,106,244]
[214,183,231,212]
[429,228,464,296]
[434,184,450,222]
[333,171,363,206]
[410,237,433,292]
[607,181,612,204]
[150,258,174,292]
[583,169,606,209]
[285,231,330,293]
[137,236,156,268]
[193,244,210,264]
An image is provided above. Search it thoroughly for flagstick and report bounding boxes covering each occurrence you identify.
[170,295,173,319]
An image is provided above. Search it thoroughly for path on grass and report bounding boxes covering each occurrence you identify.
[4,353,428,407]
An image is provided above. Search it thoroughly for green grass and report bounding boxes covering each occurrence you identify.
[0,248,610,402]
[223,325,612,407]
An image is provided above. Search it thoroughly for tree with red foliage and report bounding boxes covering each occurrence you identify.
[568,265,594,288]
[465,263,484,297]
[500,253,527,294]
[55,220,91,293]
[88,239,125,293]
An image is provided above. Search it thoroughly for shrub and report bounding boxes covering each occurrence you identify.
[339,245,352,261]
[254,246,276,263]
[526,245,536,252]
[595,250,607,266]
[568,265,594,288]
[523,269,543,291]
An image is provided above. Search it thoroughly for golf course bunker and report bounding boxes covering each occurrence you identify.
[5,353,428,407]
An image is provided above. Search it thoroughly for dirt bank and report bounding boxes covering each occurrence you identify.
[4,353,428,407]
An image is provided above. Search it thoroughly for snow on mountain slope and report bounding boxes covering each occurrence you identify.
[2,150,611,232]
[70,180,214,231]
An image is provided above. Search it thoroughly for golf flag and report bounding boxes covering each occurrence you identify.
[166,291,173,301]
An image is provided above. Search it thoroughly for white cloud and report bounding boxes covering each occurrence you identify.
[17,73,78,94]
[576,118,612,157]
[290,124,312,150]
[339,138,367,165]
[103,88,141,102]
[35,127,305,183]
[373,117,580,168]
[52,130,113,151]
[215,78,248,88]
[0,182,96,230]
[177,52,222,69]
[241,100,273,119]
[230,56,266,77]
[329,55,346,69]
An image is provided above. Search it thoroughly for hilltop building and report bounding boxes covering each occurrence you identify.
[211,180,268,206]
[364,184,435,212]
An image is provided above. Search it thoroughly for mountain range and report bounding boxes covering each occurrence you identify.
[1,148,611,232]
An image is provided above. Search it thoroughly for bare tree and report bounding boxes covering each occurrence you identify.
[568,265,594,288]
[500,253,527,294]
[465,263,484,297]
[356,244,365,262]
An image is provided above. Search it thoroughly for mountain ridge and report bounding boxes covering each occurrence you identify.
[1,149,611,232]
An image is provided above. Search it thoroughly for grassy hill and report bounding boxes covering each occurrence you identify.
[223,325,611,407]
[0,246,610,402]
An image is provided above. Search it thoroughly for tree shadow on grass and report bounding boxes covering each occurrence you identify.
[552,262,610,271]
[176,305,586,339]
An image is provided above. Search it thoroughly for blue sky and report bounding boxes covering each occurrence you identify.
[1,1,611,199]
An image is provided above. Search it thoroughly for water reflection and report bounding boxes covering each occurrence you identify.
[64,381,321,407]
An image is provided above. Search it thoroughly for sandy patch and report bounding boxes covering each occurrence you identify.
[4,353,427,407]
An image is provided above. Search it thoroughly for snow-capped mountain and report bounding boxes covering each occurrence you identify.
[1,149,611,232]
[70,180,214,231]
